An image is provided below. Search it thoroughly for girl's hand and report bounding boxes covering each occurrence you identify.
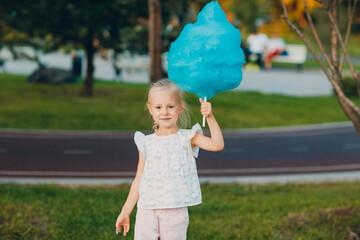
[199,98,213,118]
[115,213,130,236]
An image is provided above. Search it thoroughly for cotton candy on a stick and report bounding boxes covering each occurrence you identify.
[167,1,245,101]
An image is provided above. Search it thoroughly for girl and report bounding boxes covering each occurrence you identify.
[115,79,224,239]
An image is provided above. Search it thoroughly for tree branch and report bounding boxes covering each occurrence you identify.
[321,0,330,10]
[280,0,360,134]
[339,0,358,71]
[303,0,335,74]
[279,0,335,86]
[320,1,359,82]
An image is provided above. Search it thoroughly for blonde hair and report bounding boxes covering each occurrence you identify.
[146,79,190,130]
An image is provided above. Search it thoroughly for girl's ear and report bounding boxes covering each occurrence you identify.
[147,103,153,116]
[179,104,183,114]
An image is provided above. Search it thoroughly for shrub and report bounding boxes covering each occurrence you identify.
[343,76,358,98]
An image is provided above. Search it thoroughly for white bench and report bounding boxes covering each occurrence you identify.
[115,53,168,74]
[272,44,307,70]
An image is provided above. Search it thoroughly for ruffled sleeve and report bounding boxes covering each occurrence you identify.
[134,131,146,160]
[187,123,203,158]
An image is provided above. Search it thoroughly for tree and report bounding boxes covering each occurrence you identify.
[231,0,275,32]
[149,0,163,83]
[148,0,207,84]
[148,0,204,83]
[48,0,147,96]
[2,0,147,96]
[0,8,44,65]
[279,0,360,135]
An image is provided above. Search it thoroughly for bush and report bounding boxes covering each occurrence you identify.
[343,76,359,98]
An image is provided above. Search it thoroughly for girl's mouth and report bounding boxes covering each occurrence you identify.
[160,118,171,121]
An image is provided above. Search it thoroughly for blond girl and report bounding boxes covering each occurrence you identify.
[115,79,224,239]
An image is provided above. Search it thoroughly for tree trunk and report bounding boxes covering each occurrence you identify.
[148,0,163,84]
[333,81,360,134]
[83,35,95,97]
[330,0,343,90]
[279,0,360,135]
[329,0,360,134]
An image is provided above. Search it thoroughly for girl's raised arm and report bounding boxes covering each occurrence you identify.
[191,98,224,152]
[115,151,145,236]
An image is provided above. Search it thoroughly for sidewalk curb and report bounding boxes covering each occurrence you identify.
[0,121,354,136]
[222,121,353,135]
[1,171,360,185]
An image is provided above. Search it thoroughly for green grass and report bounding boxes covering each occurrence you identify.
[276,36,360,71]
[284,35,360,58]
[272,58,360,71]
[1,183,360,239]
[0,73,359,130]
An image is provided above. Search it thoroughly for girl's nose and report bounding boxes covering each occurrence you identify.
[162,108,168,115]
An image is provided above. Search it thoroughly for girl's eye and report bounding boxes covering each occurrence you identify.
[169,106,173,109]
[156,106,161,109]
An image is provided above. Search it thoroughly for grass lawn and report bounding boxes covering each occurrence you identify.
[1,183,360,239]
[272,58,360,71]
[278,36,360,71]
[1,73,359,131]
[284,35,360,58]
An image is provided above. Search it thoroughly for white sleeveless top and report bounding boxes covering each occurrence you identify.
[134,123,203,209]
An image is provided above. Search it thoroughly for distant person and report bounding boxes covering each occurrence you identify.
[0,58,6,72]
[111,51,123,81]
[244,28,269,69]
[264,33,286,70]
[115,79,224,239]
[113,63,122,81]
[71,50,82,78]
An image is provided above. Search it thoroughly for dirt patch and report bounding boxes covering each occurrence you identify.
[286,212,310,229]
[277,207,360,239]
[318,207,359,220]
[347,228,360,240]
[0,203,50,238]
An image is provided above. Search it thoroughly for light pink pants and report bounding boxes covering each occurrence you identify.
[134,207,189,240]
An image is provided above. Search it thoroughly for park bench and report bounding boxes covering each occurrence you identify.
[115,52,168,74]
[271,44,307,70]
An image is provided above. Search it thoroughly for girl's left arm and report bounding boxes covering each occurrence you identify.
[191,98,224,152]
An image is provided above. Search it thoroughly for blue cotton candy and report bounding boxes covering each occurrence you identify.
[167,1,245,100]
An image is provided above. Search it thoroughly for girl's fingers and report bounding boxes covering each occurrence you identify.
[116,222,123,235]
[201,103,211,109]
[200,98,212,116]
[201,111,209,116]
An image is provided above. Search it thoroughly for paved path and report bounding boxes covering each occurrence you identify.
[3,171,360,185]
[2,52,333,96]
[238,69,332,96]
[1,122,359,184]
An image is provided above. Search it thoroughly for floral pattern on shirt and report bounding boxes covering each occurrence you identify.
[134,123,203,209]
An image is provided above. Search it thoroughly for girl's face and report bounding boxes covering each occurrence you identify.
[147,88,183,130]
